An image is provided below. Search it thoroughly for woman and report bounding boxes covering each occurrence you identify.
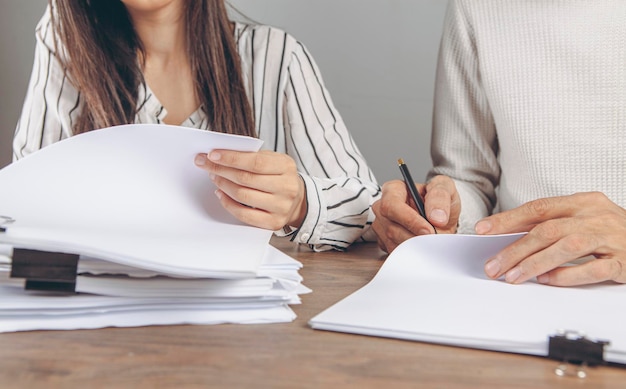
[14,0,380,251]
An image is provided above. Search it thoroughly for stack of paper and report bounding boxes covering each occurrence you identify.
[0,124,309,332]
[310,233,626,365]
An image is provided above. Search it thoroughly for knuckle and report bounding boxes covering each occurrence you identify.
[209,162,223,175]
[527,198,552,217]
[429,175,451,189]
[283,155,297,171]
[378,199,394,217]
[223,151,238,165]
[284,178,300,199]
[561,233,591,255]
[589,262,614,281]
[533,220,561,242]
[236,170,255,186]
[234,187,252,206]
[575,191,612,210]
[252,154,266,172]
[426,185,446,199]
[430,175,445,184]
[520,261,539,278]
[610,260,624,282]
[584,191,608,203]
[383,180,404,193]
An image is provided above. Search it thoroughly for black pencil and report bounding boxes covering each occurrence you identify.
[397,158,437,234]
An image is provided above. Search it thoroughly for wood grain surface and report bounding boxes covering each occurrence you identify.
[0,236,624,388]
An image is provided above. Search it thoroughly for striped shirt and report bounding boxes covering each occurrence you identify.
[429,0,626,232]
[14,6,381,251]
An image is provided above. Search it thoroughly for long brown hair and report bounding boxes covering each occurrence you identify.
[50,0,255,137]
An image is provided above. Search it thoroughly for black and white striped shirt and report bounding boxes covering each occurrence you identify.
[13,7,381,251]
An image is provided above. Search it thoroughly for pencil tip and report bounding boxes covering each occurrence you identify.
[397,158,404,165]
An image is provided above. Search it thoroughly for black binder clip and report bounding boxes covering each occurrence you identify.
[10,248,79,293]
[548,329,609,378]
[0,215,15,232]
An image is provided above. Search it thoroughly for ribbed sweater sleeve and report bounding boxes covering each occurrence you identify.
[429,0,626,232]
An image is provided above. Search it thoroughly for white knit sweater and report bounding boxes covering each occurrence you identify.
[429,0,626,233]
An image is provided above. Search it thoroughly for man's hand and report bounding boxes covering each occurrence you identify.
[372,175,460,253]
[476,192,626,286]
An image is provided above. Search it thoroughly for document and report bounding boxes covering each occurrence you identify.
[0,124,309,331]
[309,233,626,365]
[0,123,270,277]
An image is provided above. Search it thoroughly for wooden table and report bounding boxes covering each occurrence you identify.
[1,236,624,388]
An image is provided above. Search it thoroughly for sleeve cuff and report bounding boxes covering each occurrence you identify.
[276,174,325,245]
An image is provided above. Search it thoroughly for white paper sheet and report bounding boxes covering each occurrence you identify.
[0,124,271,277]
[309,233,626,365]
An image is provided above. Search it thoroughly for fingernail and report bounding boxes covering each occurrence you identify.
[194,155,206,166]
[209,173,216,181]
[209,151,221,161]
[505,267,521,283]
[475,220,492,234]
[430,209,447,224]
[537,273,550,284]
[214,189,222,200]
[484,259,500,278]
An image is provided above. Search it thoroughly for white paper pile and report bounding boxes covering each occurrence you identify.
[0,124,309,332]
[0,245,309,332]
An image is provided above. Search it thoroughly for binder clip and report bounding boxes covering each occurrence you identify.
[10,248,79,293]
[0,215,15,232]
[548,329,609,378]
[1,218,78,292]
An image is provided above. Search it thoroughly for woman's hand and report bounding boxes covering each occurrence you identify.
[476,192,626,286]
[372,175,460,253]
[195,150,307,231]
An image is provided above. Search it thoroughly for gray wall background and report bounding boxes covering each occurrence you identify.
[0,0,447,184]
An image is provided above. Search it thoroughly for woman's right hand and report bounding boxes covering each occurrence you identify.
[371,175,461,253]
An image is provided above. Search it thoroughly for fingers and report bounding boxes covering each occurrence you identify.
[207,149,292,175]
[371,180,434,253]
[537,258,626,286]
[372,176,460,253]
[372,199,418,253]
[214,178,279,212]
[423,175,460,231]
[475,192,609,235]
[484,217,594,282]
[214,189,285,230]
[212,173,305,230]
[481,208,626,285]
[195,150,306,230]
[196,151,298,191]
[381,180,436,235]
[476,192,626,286]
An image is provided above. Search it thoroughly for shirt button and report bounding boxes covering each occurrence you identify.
[300,233,310,242]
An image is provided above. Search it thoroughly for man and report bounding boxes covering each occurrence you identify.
[372,0,626,286]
